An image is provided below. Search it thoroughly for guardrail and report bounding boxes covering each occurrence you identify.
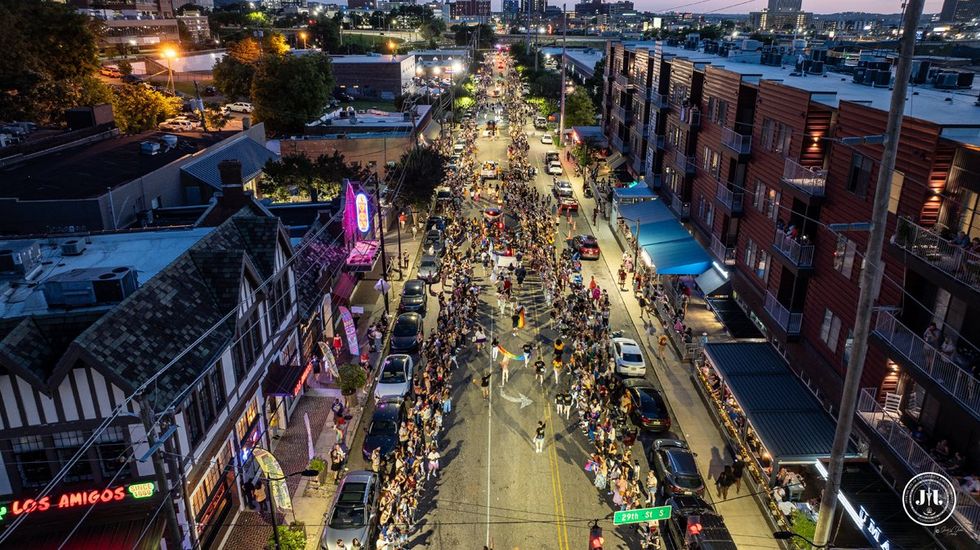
[710,234,736,265]
[721,126,752,154]
[714,181,744,214]
[773,231,815,267]
[781,158,827,196]
[673,150,696,175]
[764,291,802,334]
[893,217,980,290]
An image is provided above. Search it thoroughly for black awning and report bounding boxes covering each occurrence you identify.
[263,363,313,397]
[706,298,763,339]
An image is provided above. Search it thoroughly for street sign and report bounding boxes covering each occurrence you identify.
[613,506,671,525]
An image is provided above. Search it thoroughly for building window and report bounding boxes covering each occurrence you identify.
[53,430,94,483]
[697,195,706,220]
[820,309,842,351]
[186,393,206,447]
[847,152,873,197]
[744,239,756,268]
[843,329,854,365]
[834,235,857,278]
[888,170,904,214]
[706,202,715,227]
[764,188,780,221]
[761,117,792,153]
[753,179,765,211]
[13,435,50,488]
[702,146,720,178]
[209,367,227,412]
[706,96,728,125]
[755,250,770,280]
[96,427,128,479]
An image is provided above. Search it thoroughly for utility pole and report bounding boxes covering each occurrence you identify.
[811,0,924,546]
[373,173,390,316]
[193,80,208,132]
[525,0,532,55]
[138,396,183,548]
[558,4,568,147]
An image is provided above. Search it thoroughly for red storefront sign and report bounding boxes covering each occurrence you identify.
[0,482,155,522]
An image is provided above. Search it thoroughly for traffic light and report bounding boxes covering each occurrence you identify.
[589,521,604,549]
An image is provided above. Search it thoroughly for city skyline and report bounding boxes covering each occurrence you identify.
[476,0,945,15]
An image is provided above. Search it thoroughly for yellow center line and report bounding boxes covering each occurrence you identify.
[545,403,571,550]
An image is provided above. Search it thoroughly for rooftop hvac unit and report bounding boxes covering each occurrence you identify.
[61,239,86,256]
[873,70,891,87]
[853,67,867,84]
[809,61,824,75]
[0,242,41,275]
[42,267,137,307]
[935,72,959,89]
[957,72,975,88]
[864,69,879,86]
[811,49,827,62]
[92,267,138,303]
[159,134,178,148]
[910,59,931,84]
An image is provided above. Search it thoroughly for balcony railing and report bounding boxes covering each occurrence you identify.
[781,158,827,196]
[857,388,980,540]
[710,235,736,265]
[764,291,802,334]
[614,73,629,87]
[670,194,690,219]
[653,135,666,150]
[773,231,815,268]
[893,217,980,290]
[873,310,980,418]
[678,106,701,129]
[650,91,669,109]
[613,104,632,121]
[721,126,752,154]
[673,150,696,175]
[611,135,630,154]
[714,181,744,214]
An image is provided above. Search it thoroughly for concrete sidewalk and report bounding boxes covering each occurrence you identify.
[558,151,780,549]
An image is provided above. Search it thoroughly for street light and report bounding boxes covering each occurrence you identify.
[298,31,308,49]
[772,531,831,548]
[264,468,320,550]
[162,46,178,95]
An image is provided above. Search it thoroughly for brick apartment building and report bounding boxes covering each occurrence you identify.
[603,40,980,545]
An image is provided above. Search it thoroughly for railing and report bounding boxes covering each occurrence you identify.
[857,388,980,540]
[614,73,629,87]
[673,150,696,175]
[764,291,802,334]
[611,135,630,155]
[714,181,744,214]
[873,310,980,418]
[650,91,669,109]
[613,104,632,121]
[893,217,980,290]
[773,231,815,268]
[721,126,752,154]
[781,158,827,196]
[670,195,690,219]
[710,234,736,265]
[679,107,701,129]
[653,135,666,150]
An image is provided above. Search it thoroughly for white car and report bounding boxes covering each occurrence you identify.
[375,354,414,400]
[158,118,194,131]
[225,102,253,113]
[547,161,563,176]
[453,142,465,154]
[611,337,646,377]
[481,161,499,179]
[540,134,554,144]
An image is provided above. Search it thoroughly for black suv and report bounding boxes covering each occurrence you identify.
[662,495,736,550]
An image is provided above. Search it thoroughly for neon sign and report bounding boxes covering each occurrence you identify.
[0,482,156,522]
[355,193,370,233]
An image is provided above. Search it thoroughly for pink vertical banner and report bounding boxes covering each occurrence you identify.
[304,412,314,461]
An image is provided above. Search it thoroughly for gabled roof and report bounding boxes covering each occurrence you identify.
[0,313,102,390]
[58,210,291,403]
[181,136,278,190]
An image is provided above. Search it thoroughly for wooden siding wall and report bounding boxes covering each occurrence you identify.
[695,66,745,239]
[0,368,134,433]
[667,58,696,158]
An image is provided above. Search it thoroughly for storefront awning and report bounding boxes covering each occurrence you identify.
[705,342,860,463]
[695,265,731,296]
[635,220,691,247]
[264,363,313,397]
[345,240,380,272]
[605,152,626,170]
[613,185,656,199]
[642,238,712,275]
[616,199,676,225]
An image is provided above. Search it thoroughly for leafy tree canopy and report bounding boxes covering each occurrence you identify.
[227,37,263,64]
[564,88,597,127]
[251,52,334,134]
[262,152,365,203]
[262,33,290,56]
[212,55,256,101]
[309,16,342,52]
[395,146,445,208]
[110,84,182,134]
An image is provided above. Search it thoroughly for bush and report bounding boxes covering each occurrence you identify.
[308,456,328,484]
[268,522,306,550]
[338,363,367,397]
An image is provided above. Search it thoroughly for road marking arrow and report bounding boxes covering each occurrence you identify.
[498,387,533,409]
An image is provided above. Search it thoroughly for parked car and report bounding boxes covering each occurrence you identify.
[547,161,563,176]
[552,180,574,198]
[100,66,123,78]
[390,312,423,352]
[650,439,706,497]
[399,279,427,315]
[423,230,446,256]
[417,254,441,283]
[375,355,414,400]
[662,494,737,550]
[534,116,548,129]
[611,337,646,376]
[321,470,380,550]
[540,134,554,144]
[202,85,218,96]
[362,396,403,459]
[224,102,253,113]
[426,216,447,233]
[121,74,143,84]
[620,378,670,431]
[545,150,560,164]
[159,118,194,131]
[435,186,453,202]
[568,234,600,260]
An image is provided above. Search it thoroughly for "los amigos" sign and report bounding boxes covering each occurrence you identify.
[0,481,155,522]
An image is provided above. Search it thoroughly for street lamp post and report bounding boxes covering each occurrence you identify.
[162,46,178,95]
[263,468,320,550]
[299,31,307,49]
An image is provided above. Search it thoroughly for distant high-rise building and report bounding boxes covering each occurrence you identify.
[575,0,601,16]
[504,0,521,14]
[520,0,547,15]
[940,0,980,22]
[767,0,802,12]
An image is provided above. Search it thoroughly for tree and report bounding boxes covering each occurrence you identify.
[584,57,605,110]
[268,522,306,550]
[452,23,495,49]
[117,59,133,76]
[396,146,445,208]
[370,10,387,30]
[212,55,255,101]
[251,52,334,134]
[261,151,363,202]
[529,72,561,98]
[309,16,342,52]
[338,363,367,407]
[204,107,232,131]
[563,88,596,127]
[420,17,446,42]
[227,37,263,63]
[0,0,107,124]
[110,84,182,134]
[262,32,290,56]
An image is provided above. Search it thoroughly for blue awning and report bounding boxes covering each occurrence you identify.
[642,238,712,275]
[613,185,656,199]
[634,220,691,247]
[616,200,675,225]
[704,342,861,463]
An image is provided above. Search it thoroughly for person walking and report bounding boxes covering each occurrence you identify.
[427,447,441,479]
[370,448,381,473]
[716,465,735,500]
[555,390,566,417]
[534,358,546,386]
[638,294,648,320]
[552,356,562,384]
[500,357,510,386]
[658,334,669,361]
[254,479,268,513]
[242,479,256,509]
[534,421,546,453]
[732,457,745,494]
[480,371,492,399]
[491,337,499,361]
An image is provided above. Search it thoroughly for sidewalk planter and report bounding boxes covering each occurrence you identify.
[309,457,329,486]
[338,363,367,407]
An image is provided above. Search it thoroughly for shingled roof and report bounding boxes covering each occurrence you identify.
[59,210,291,403]
[0,313,102,391]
